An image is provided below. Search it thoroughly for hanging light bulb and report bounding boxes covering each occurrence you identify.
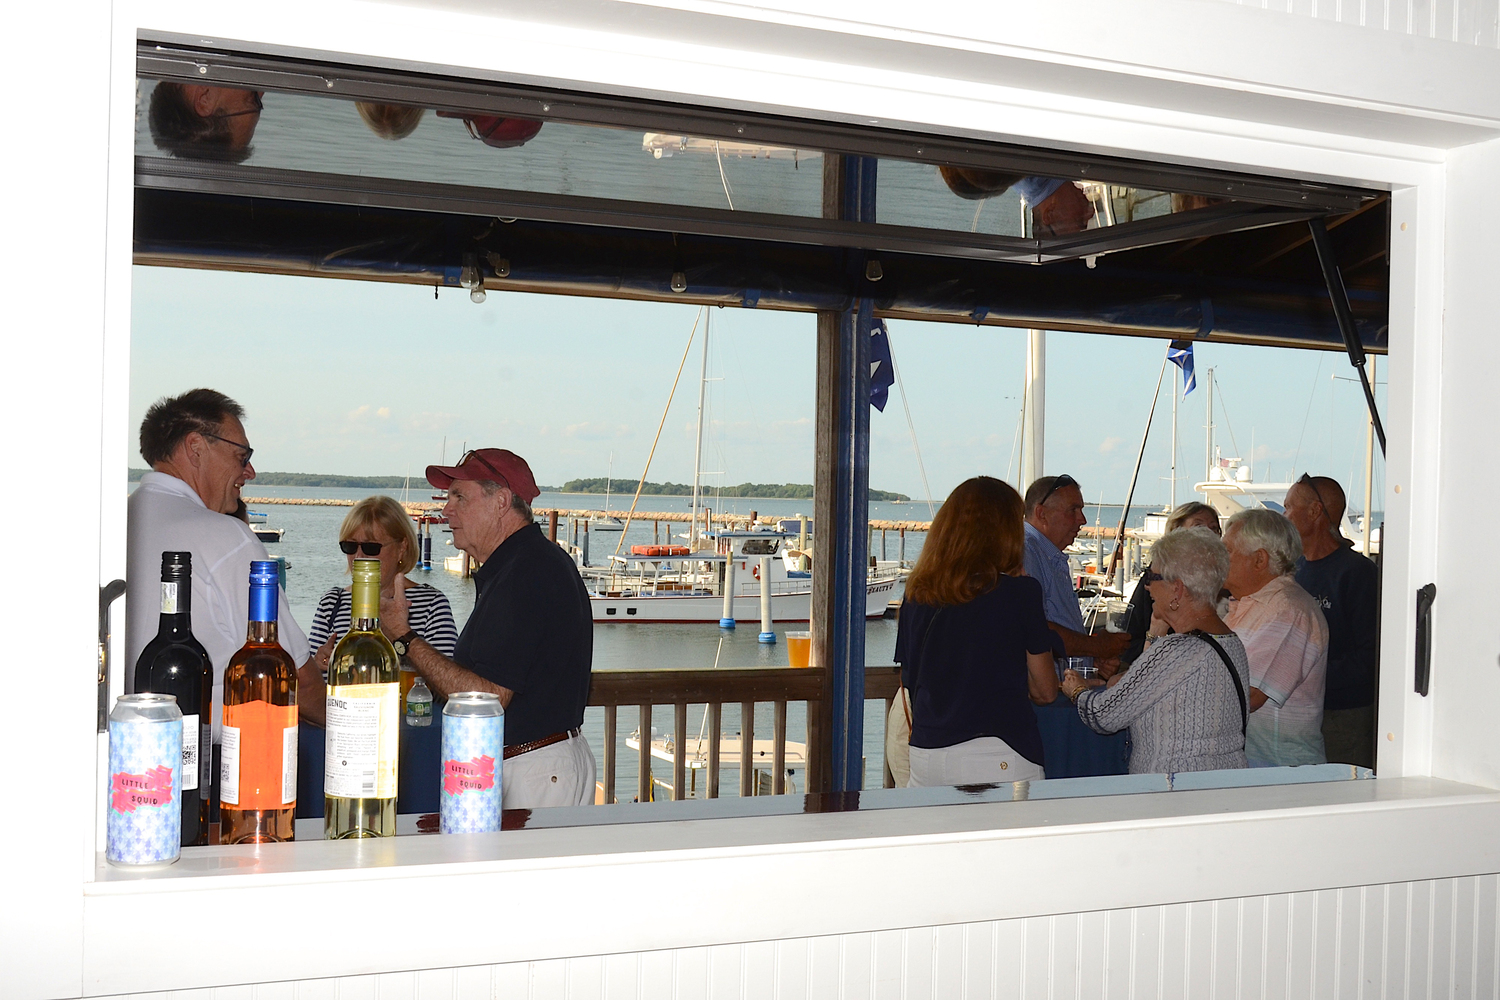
[460,253,486,304]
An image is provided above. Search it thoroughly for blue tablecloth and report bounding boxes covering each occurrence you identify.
[1033,696,1130,778]
[296,711,444,818]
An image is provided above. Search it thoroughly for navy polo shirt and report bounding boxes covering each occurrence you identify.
[453,523,594,745]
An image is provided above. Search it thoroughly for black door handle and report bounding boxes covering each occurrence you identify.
[1414,583,1436,697]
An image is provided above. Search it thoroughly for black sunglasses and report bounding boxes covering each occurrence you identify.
[339,540,383,556]
[1297,473,1334,518]
[1141,566,1164,584]
[1036,473,1079,510]
[201,430,253,467]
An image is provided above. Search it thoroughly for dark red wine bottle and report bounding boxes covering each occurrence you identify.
[133,551,213,847]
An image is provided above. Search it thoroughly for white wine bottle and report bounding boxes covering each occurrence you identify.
[324,559,400,838]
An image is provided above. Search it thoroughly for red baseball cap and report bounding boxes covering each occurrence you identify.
[426,448,540,501]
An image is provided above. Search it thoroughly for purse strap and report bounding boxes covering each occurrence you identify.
[1189,630,1247,736]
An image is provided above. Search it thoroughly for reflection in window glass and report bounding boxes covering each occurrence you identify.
[136,82,824,217]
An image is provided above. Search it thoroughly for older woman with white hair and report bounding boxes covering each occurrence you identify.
[1223,508,1329,767]
[1060,527,1250,774]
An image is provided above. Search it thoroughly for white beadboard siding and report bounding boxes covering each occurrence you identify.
[92,876,1500,1000]
[1205,0,1500,46]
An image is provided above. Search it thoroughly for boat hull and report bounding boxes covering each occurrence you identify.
[591,576,901,623]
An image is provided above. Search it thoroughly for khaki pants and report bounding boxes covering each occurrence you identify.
[502,733,597,809]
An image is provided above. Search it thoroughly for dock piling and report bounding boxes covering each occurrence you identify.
[758,556,775,643]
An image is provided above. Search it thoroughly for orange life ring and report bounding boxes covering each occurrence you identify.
[752,564,761,580]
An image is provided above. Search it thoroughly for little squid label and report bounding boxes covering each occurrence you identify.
[110,766,175,813]
[443,755,497,795]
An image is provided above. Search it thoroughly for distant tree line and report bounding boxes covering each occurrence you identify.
[126,469,528,490]
[559,477,911,501]
[128,468,909,501]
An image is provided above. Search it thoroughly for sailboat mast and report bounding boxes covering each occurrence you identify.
[1170,377,1178,509]
[690,308,710,549]
[1021,329,1045,488]
[1202,367,1215,500]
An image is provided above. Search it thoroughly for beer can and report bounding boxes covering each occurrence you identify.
[108,693,183,867]
[440,692,504,834]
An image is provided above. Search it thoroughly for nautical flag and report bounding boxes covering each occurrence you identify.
[1167,339,1196,395]
[870,319,895,411]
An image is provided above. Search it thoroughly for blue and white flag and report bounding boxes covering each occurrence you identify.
[1167,339,1196,395]
[870,319,895,412]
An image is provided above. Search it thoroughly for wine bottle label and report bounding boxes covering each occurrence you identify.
[181,714,199,792]
[200,721,213,799]
[220,726,240,805]
[325,683,399,799]
[221,702,299,810]
[282,726,298,805]
[160,582,178,615]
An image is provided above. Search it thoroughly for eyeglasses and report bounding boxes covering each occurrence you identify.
[458,449,511,492]
[211,92,263,120]
[1036,474,1079,510]
[339,541,384,556]
[201,430,253,467]
[1141,566,1164,584]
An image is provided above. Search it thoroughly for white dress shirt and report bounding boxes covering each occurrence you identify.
[127,471,309,740]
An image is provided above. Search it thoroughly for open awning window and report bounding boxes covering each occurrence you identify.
[134,40,1388,352]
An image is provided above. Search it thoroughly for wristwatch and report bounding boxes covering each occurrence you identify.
[391,630,419,657]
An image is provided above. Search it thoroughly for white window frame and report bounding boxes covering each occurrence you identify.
[13,1,1490,994]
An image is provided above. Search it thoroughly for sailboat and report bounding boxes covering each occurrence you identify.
[590,453,625,530]
[582,308,903,622]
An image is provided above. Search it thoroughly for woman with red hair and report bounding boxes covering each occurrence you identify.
[895,476,1060,786]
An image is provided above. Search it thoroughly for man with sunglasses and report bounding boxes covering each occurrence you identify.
[127,388,311,738]
[1023,475,1132,777]
[1285,475,1380,769]
[380,448,595,809]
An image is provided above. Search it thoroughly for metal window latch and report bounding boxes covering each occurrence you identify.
[98,580,126,732]
[1414,583,1436,697]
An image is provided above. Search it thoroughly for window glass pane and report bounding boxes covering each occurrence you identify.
[135,82,824,217]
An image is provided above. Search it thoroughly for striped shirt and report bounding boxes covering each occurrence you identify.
[1075,631,1250,774]
[1225,575,1329,766]
[308,583,459,659]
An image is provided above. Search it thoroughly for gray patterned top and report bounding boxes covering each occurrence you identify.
[1075,631,1250,774]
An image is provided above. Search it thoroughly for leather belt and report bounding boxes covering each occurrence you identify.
[503,727,581,760]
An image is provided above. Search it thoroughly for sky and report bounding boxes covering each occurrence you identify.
[130,266,1387,511]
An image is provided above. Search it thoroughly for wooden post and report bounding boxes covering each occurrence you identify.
[739,702,755,797]
[548,509,558,543]
[811,151,874,795]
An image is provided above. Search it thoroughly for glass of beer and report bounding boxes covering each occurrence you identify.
[786,631,812,668]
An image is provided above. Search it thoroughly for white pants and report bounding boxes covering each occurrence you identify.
[907,736,1045,787]
[502,733,597,809]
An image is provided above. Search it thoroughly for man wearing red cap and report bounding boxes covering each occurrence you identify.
[381,448,595,808]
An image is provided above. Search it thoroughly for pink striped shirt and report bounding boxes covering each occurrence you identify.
[1225,574,1330,766]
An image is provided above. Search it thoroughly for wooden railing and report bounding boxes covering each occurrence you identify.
[588,666,902,803]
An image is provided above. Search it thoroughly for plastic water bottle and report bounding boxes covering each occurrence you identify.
[405,677,433,727]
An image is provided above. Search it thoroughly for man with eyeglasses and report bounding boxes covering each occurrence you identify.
[147,82,265,163]
[127,388,311,737]
[1023,475,1133,777]
[380,448,596,809]
[1284,475,1380,769]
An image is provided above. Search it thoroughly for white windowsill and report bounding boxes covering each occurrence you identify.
[81,777,1500,992]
